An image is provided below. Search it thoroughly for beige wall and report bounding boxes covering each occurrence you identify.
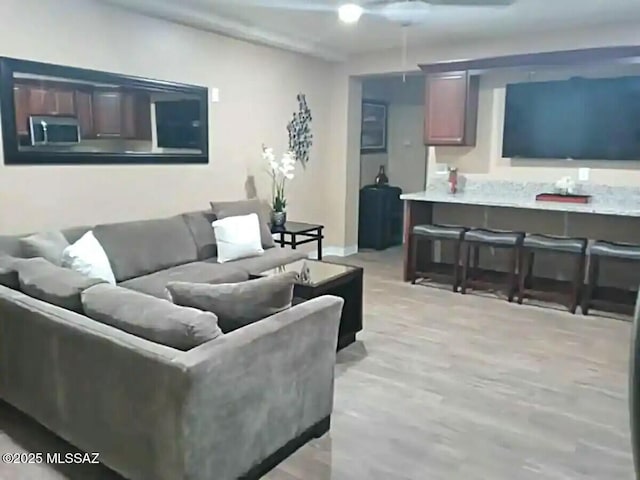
[0,0,334,240]
[430,63,640,186]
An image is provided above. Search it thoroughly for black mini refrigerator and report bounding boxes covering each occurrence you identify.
[358,185,403,250]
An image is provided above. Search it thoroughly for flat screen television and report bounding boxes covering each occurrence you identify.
[502,76,640,160]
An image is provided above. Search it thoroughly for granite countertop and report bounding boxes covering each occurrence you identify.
[400,179,640,217]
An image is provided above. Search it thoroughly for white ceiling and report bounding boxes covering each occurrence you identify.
[102,0,640,61]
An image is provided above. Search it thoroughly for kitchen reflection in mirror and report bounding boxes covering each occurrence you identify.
[0,58,208,164]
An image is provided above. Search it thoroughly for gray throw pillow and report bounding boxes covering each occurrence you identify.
[20,231,69,266]
[167,272,296,333]
[16,257,106,313]
[0,255,19,289]
[210,199,275,249]
[82,284,222,351]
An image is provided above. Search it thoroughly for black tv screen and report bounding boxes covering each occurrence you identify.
[502,76,640,160]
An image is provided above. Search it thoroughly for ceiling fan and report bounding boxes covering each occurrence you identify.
[337,0,516,26]
[218,0,517,27]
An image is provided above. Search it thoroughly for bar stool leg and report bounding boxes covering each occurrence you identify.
[452,239,462,293]
[472,245,480,279]
[524,251,535,289]
[410,234,419,285]
[461,243,471,294]
[582,255,599,315]
[507,246,518,303]
[570,253,586,314]
[517,248,530,305]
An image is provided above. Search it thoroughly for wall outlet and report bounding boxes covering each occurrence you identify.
[211,88,220,103]
[578,168,590,181]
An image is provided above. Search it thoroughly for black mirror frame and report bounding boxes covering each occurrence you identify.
[0,57,209,165]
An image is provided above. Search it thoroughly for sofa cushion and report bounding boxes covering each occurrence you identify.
[119,261,248,299]
[82,284,222,351]
[62,231,116,285]
[0,255,19,289]
[214,247,307,274]
[0,235,23,257]
[212,213,264,263]
[16,258,106,313]
[181,210,217,259]
[167,272,296,333]
[94,216,198,282]
[210,199,275,249]
[19,231,70,266]
[61,225,92,244]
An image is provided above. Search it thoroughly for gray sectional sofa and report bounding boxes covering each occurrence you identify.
[0,209,344,480]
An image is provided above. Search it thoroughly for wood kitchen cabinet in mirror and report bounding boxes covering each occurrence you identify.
[0,57,208,164]
[424,71,479,146]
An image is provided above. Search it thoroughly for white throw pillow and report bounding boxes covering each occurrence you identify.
[62,231,116,285]
[212,213,264,263]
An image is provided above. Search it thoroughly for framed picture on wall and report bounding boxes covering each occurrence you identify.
[361,100,387,154]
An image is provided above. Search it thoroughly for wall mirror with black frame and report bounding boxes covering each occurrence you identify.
[0,57,209,165]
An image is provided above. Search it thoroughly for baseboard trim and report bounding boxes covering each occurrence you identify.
[308,245,358,259]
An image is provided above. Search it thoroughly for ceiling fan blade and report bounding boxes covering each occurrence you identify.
[211,0,336,12]
[428,0,515,6]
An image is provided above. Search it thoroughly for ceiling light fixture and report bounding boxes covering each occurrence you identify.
[338,3,364,24]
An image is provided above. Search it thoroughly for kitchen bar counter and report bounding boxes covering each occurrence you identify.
[401,179,640,282]
[401,190,640,217]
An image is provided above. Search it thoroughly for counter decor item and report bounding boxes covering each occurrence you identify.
[537,175,589,204]
[448,167,459,194]
[263,145,295,227]
[554,176,577,195]
[287,93,313,167]
[375,165,389,185]
[535,193,592,204]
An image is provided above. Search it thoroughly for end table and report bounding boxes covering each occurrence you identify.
[271,222,325,260]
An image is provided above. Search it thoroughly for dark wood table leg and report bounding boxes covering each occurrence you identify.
[291,233,297,250]
[279,232,285,248]
[317,228,323,260]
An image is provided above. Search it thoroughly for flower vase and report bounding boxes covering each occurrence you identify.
[271,210,287,228]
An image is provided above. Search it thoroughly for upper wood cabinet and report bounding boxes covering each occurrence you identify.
[13,85,30,135]
[14,85,77,135]
[75,91,94,139]
[424,71,479,146]
[92,91,122,137]
[93,91,151,139]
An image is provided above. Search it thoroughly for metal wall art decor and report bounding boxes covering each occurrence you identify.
[287,93,313,167]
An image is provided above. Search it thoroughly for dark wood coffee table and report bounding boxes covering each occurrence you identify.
[251,259,363,350]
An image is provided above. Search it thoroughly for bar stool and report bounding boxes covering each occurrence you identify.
[517,234,587,314]
[582,240,640,315]
[410,224,467,292]
[460,228,524,302]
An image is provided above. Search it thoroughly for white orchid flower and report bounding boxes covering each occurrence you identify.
[285,172,294,180]
[269,160,278,171]
[262,147,275,163]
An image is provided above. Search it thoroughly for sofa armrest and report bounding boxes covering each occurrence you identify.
[174,295,344,480]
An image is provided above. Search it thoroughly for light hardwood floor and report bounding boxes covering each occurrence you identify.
[0,247,633,479]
